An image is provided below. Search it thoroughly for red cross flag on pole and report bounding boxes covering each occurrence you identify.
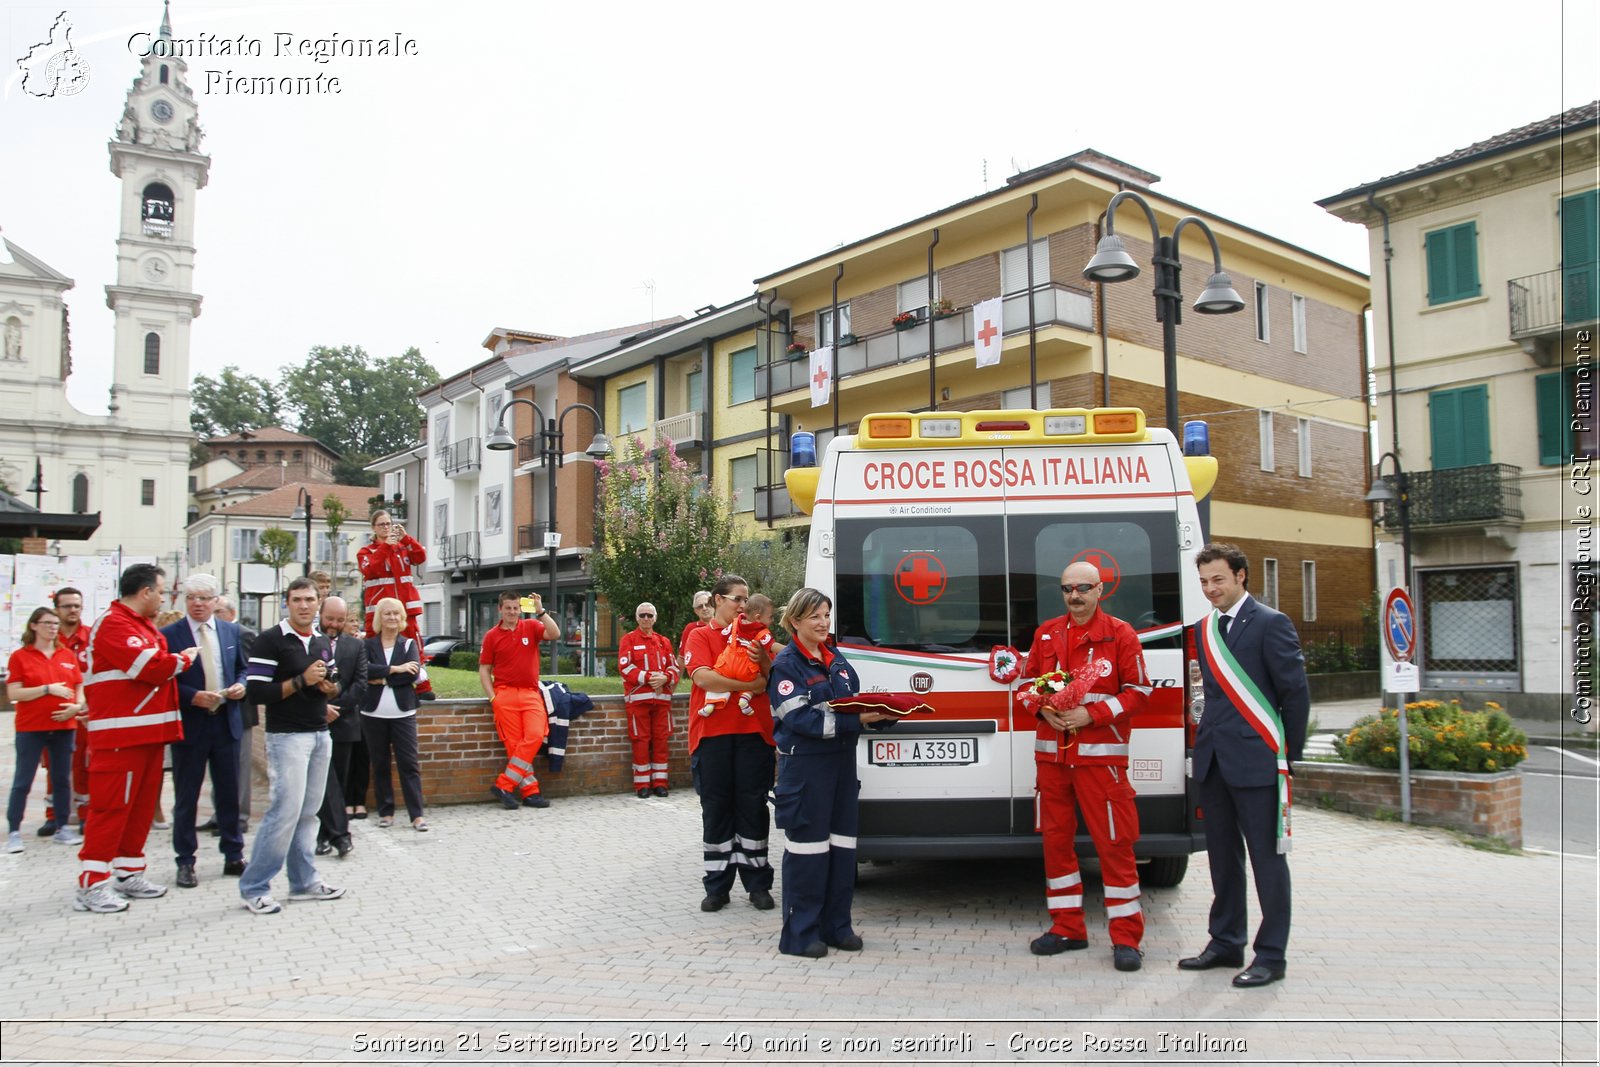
[973,297,1003,368]
[809,344,833,408]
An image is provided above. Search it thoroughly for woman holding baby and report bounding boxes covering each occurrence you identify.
[682,574,775,916]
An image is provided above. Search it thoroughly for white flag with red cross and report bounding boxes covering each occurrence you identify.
[809,344,834,408]
[973,297,1003,368]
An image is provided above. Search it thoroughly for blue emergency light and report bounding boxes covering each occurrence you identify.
[1183,420,1210,457]
[790,430,817,468]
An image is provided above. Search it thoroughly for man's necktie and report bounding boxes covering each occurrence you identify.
[1219,614,1233,644]
[199,624,222,692]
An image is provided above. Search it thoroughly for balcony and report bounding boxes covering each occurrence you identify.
[436,530,480,564]
[756,283,1094,400]
[517,435,546,468]
[517,521,551,554]
[753,446,795,522]
[654,410,703,451]
[438,437,481,477]
[1379,464,1524,546]
[1509,267,1598,364]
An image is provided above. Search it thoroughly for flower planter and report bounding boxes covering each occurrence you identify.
[1294,761,1522,847]
[785,349,807,361]
[837,333,859,346]
[893,320,918,332]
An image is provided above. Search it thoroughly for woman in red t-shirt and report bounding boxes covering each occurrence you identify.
[6,607,85,853]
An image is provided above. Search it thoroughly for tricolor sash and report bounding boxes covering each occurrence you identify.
[1198,610,1292,853]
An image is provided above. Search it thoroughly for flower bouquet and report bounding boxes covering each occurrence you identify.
[1015,661,1102,731]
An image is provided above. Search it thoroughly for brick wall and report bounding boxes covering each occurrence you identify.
[359,695,694,808]
[1295,762,1522,847]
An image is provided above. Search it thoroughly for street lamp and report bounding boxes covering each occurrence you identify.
[25,458,46,510]
[1082,190,1245,435]
[485,398,611,668]
[289,487,313,577]
[1364,450,1415,823]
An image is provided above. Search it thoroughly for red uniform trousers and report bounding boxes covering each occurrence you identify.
[1036,761,1144,948]
[41,722,91,827]
[628,700,672,789]
[77,742,164,889]
[492,686,548,798]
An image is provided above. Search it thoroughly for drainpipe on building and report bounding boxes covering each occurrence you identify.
[757,287,779,526]
[1026,194,1038,400]
[831,264,844,438]
[927,228,940,410]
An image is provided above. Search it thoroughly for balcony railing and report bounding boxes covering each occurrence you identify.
[438,437,481,477]
[1379,464,1524,531]
[655,410,703,450]
[517,521,551,554]
[1509,267,1598,340]
[436,530,480,563]
[753,446,795,522]
[517,435,546,467]
[757,283,1094,400]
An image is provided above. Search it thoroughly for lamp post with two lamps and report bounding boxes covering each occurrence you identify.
[1364,450,1416,823]
[1081,190,1246,437]
[289,487,314,577]
[485,399,611,673]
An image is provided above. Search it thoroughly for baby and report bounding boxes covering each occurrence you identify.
[699,600,776,717]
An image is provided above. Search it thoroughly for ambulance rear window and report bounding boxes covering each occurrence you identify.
[835,518,1009,652]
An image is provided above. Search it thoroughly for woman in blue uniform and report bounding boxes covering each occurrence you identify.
[766,588,891,958]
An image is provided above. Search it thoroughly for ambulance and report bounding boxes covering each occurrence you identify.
[784,407,1217,886]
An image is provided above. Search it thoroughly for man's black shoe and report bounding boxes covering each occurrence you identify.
[522,794,550,809]
[222,858,246,876]
[334,838,353,858]
[1113,945,1143,972]
[1232,962,1286,988]
[197,817,218,834]
[826,933,864,952]
[652,786,669,797]
[796,941,828,959]
[491,786,519,810]
[1178,946,1245,971]
[35,821,57,838]
[175,864,198,889]
[748,889,775,911]
[315,841,333,856]
[1029,932,1090,956]
[636,788,651,799]
[700,893,729,912]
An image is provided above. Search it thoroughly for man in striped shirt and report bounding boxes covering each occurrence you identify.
[76,564,194,913]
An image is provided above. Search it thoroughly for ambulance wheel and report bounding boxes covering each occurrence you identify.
[1140,855,1188,888]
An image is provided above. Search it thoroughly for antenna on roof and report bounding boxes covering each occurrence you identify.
[638,279,656,322]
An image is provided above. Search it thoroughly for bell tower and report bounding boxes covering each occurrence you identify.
[105,0,208,433]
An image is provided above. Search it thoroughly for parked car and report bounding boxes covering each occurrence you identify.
[421,636,467,666]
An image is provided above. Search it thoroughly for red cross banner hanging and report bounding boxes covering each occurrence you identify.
[809,344,833,408]
[973,297,1003,368]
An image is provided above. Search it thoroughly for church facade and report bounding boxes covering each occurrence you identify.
[0,4,203,563]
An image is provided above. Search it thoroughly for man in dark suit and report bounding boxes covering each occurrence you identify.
[161,574,250,888]
[315,597,367,858]
[1180,543,1309,989]
[213,596,258,835]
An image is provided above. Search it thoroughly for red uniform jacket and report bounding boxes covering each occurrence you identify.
[1022,609,1152,767]
[84,600,190,751]
[619,628,680,706]
[358,536,426,626]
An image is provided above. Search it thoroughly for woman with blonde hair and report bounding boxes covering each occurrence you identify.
[361,597,427,831]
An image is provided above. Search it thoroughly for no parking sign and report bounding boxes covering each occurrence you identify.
[1383,587,1420,693]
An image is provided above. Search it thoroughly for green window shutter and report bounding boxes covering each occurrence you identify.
[1561,190,1598,323]
[1429,384,1490,469]
[1536,372,1568,466]
[1425,222,1480,305]
[728,347,757,406]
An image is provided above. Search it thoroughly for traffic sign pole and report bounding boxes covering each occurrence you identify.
[1380,587,1420,824]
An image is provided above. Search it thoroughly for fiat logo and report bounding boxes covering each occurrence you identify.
[910,671,934,693]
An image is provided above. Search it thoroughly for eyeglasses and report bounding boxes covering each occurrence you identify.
[186,594,217,602]
[36,619,60,626]
[1061,583,1101,595]
[720,595,749,606]
[637,613,655,618]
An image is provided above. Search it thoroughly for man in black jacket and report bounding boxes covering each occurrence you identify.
[314,597,367,859]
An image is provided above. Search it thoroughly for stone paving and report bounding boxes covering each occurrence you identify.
[0,710,1594,1066]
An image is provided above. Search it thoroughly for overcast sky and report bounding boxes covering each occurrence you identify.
[4,0,1596,415]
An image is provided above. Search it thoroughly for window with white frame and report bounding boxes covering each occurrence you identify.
[193,529,213,565]
[315,532,336,562]
[140,479,155,506]
[897,275,940,319]
[1258,410,1275,471]
[1297,418,1312,477]
[1001,238,1050,295]
[433,501,448,543]
[1002,382,1051,409]
[435,413,450,458]
[1254,282,1270,343]
[384,469,407,501]
[484,486,503,534]
[618,382,648,434]
[729,454,757,514]
[1262,558,1279,609]
[1302,560,1317,622]
[231,528,259,559]
[1291,293,1307,354]
[487,391,506,436]
[817,304,852,346]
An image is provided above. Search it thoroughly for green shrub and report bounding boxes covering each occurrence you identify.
[448,649,480,671]
[1334,700,1527,773]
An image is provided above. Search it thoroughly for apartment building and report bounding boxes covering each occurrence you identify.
[1320,102,1599,710]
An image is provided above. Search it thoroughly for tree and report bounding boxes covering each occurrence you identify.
[587,437,738,643]
[726,531,810,626]
[191,366,281,438]
[322,493,351,568]
[252,526,300,596]
[278,346,439,481]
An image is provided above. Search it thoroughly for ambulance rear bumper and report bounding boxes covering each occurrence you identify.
[855,795,1204,862]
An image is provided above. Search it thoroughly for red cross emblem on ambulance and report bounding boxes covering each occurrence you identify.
[895,552,947,605]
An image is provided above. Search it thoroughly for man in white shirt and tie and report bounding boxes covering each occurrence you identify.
[161,574,250,888]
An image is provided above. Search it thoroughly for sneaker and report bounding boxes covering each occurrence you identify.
[151,820,170,830]
[53,827,83,846]
[5,831,22,854]
[1029,932,1090,956]
[242,894,282,914]
[315,841,333,856]
[74,883,130,913]
[288,882,346,902]
[112,873,167,899]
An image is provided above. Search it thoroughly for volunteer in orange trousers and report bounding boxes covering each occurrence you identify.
[478,591,559,808]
